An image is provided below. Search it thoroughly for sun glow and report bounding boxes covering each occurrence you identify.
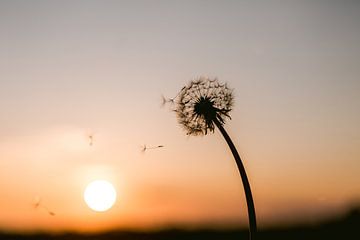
[84,180,117,212]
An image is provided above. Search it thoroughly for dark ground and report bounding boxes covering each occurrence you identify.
[1,207,359,240]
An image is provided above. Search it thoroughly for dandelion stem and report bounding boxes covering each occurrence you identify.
[213,117,257,240]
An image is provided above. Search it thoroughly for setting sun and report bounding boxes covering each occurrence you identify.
[84,180,117,212]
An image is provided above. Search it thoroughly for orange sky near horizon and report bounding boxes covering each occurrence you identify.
[1,0,360,233]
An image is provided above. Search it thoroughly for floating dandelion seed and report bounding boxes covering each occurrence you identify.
[48,211,55,216]
[33,197,55,216]
[85,130,96,146]
[88,134,94,146]
[171,76,257,239]
[161,86,186,107]
[33,197,40,209]
[161,95,170,107]
[141,144,164,153]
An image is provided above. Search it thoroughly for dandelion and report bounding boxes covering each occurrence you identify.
[173,76,257,239]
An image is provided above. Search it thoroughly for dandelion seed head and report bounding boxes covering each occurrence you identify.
[175,76,234,136]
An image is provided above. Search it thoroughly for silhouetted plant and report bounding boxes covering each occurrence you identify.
[173,76,257,239]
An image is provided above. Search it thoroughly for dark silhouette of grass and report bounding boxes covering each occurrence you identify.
[171,77,257,239]
[1,206,359,239]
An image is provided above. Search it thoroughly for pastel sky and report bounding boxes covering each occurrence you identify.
[0,0,359,233]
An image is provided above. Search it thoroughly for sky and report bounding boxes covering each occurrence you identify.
[1,0,360,233]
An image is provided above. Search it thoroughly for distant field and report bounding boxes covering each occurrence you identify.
[1,207,359,240]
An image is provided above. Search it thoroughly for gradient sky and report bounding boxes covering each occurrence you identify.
[1,0,360,233]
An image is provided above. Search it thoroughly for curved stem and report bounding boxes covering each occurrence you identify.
[213,118,257,240]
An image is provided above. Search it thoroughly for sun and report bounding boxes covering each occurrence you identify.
[84,180,117,212]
